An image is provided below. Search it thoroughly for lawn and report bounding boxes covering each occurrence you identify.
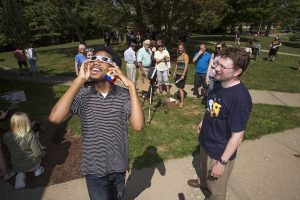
[0,35,299,93]
[180,51,300,93]
[1,79,300,168]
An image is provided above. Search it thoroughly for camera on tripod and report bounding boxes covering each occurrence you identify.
[141,67,157,100]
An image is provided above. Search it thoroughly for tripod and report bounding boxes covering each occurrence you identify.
[142,79,168,125]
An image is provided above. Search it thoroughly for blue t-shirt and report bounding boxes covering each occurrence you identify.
[195,51,211,73]
[75,53,86,69]
[199,82,252,160]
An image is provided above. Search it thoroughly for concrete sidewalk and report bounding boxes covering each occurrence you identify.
[1,127,299,200]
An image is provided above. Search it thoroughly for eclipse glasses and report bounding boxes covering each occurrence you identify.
[88,55,113,64]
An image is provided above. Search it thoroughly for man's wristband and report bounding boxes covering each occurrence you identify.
[218,158,228,165]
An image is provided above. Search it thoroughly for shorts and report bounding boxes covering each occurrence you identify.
[174,74,187,89]
[157,70,169,86]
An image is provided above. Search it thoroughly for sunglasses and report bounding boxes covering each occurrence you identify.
[86,48,94,52]
[216,47,222,50]
[88,55,113,64]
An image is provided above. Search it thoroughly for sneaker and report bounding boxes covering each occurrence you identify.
[34,166,44,177]
[15,173,26,189]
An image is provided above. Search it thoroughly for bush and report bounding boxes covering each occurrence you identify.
[289,33,300,41]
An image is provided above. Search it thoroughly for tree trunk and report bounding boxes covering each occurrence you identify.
[73,25,86,46]
[265,22,271,37]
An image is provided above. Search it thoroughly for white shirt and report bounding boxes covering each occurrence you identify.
[154,50,170,71]
[25,48,36,59]
[124,47,136,64]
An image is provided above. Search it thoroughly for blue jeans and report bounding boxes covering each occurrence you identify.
[85,172,126,200]
[28,59,38,73]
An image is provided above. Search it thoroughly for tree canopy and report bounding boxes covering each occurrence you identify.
[0,0,299,49]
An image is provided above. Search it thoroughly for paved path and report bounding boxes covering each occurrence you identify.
[1,127,299,200]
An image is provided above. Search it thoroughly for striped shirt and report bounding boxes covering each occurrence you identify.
[71,85,131,177]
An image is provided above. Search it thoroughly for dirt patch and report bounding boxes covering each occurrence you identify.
[4,119,83,188]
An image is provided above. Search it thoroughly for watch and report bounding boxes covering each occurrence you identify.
[218,158,228,165]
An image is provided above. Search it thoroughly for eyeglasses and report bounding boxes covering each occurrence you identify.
[216,47,222,50]
[88,55,113,64]
[216,62,234,70]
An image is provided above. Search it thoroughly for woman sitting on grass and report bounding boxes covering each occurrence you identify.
[3,112,45,189]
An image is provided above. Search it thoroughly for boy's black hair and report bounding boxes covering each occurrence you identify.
[94,46,122,68]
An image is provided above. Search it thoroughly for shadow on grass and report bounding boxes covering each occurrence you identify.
[124,146,165,200]
[289,67,299,71]
[0,77,72,199]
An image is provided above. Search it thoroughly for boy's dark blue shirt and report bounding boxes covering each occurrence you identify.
[199,82,252,160]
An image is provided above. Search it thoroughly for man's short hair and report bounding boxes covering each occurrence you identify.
[130,43,136,47]
[94,46,122,68]
[221,47,250,77]
[199,41,206,47]
[143,39,151,45]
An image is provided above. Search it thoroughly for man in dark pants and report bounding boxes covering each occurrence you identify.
[188,47,252,200]
[49,46,144,200]
[192,42,211,98]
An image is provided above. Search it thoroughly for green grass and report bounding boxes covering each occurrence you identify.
[1,79,300,168]
[189,34,300,54]
[176,51,300,93]
[0,38,128,76]
[1,35,299,92]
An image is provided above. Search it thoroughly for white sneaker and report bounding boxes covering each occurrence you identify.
[34,166,44,177]
[15,173,26,189]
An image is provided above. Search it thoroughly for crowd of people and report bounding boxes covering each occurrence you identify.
[8,30,294,200]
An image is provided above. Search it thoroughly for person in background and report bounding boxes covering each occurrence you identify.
[3,112,45,189]
[154,43,170,95]
[137,39,153,83]
[268,34,282,61]
[75,44,86,76]
[14,47,29,75]
[85,48,94,59]
[173,43,189,107]
[124,43,137,84]
[25,43,38,74]
[0,110,15,181]
[206,41,226,93]
[234,29,241,47]
[192,42,211,99]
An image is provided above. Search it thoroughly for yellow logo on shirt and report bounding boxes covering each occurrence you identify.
[210,101,222,117]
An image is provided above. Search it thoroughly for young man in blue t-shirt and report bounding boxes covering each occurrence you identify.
[188,47,252,200]
[192,42,211,98]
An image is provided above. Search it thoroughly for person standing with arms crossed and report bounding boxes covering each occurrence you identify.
[187,47,252,200]
[49,46,144,200]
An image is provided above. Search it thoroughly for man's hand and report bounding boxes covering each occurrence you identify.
[211,162,225,178]
[111,63,134,88]
[78,60,91,81]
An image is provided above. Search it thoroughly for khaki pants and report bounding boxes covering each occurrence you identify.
[126,63,137,83]
[200,146,235,200]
